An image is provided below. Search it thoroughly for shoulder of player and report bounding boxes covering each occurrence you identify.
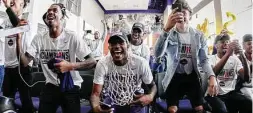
[190,27,206,39]
[141,43,149,48]
[63,30,79,39]
[190,27,203,35]
[33,31,47,40]
[130,54,147,64]
[96,55,110,70]
[229,55,241,62]
[1,19,12,28]
[98,55,111,64]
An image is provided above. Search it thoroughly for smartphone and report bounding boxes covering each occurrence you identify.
[172,3,182,12]
[134,89,144,95]
[100,101,111,110]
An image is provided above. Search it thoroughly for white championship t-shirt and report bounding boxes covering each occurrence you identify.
[176,32,193,74]
[26,30,91,87]
[130,43,150,62]
[93,54,153,105]
[1,19,19,67]
[209,55,243,95]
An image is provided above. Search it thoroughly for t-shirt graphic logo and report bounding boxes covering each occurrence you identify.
[218,69,235,81]
[8,39,14,46]
[40,49,70,64]
[56,52,63,58]
[179,44,191,64]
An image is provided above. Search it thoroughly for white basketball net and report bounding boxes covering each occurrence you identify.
[102,56,141,106]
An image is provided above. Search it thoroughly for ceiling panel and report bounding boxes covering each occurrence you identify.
[98,0,149,10]
[188,0,203,8]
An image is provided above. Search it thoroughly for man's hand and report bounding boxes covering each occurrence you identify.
[3,0,11,8]
[54,58,74,73]
[93,105,113,113]
[130,94,153,106]
[231,40,243,54]
[16,19,28,39]
[17,19,28,26]
[164,8,184,32]
[225,42,235,56]
[207,76,218,97]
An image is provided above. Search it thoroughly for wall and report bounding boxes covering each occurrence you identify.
[191,1,216,46]
[80,0,105,34]
[191,0,252,44]
[221,0,252,42]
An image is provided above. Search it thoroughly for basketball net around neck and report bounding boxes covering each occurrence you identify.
[102,53,141,106]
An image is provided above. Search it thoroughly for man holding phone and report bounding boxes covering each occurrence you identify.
[1,0,35,113]
[154,0,217,113]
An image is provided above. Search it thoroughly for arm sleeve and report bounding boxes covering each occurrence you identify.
[26,34,40,58]
[93,61,106,85]
[154,30,171,57]
[141,59,153,84]
[199,33,215,77]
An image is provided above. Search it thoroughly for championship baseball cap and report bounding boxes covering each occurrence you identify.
[214,33,231,44]
[108,34,129,44]
[132,22,145,32]
[242,34,252,42]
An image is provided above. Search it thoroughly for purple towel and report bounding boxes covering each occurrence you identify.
[47,58,74,92]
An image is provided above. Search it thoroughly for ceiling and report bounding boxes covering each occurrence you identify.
[98,0,150,10]
[188,0,203,8]
[96,0,203,13]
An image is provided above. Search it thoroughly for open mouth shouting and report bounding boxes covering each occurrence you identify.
[47,14,56,22]
[111,49,125,61]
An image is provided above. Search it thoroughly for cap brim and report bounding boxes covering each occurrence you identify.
[215,34,230,44]
[132,27,143,32]
[108,35,127,44]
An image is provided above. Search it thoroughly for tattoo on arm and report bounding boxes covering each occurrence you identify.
[73,54,97,70]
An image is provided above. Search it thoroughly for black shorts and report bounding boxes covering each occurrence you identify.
[165,72,203,107]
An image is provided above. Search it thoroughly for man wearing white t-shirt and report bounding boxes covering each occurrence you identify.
[154,0,217,112]
[239,34,253,99]
[1,0,34,113]
[129,22,150,62]
[84,20,108,59]
[16,4,96,113]
[90,34,157,113]
[205,34,252,113]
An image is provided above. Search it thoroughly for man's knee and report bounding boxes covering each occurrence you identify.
[168,106,178,113]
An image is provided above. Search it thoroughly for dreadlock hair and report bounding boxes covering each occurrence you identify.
[52,3,68,19]
[23,0,29,8]
[42,3,68,26]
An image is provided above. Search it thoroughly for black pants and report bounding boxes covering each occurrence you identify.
[165,72,203,108]
[38,83,81,113]
[205,91,252,113]
[2,66,34,113]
